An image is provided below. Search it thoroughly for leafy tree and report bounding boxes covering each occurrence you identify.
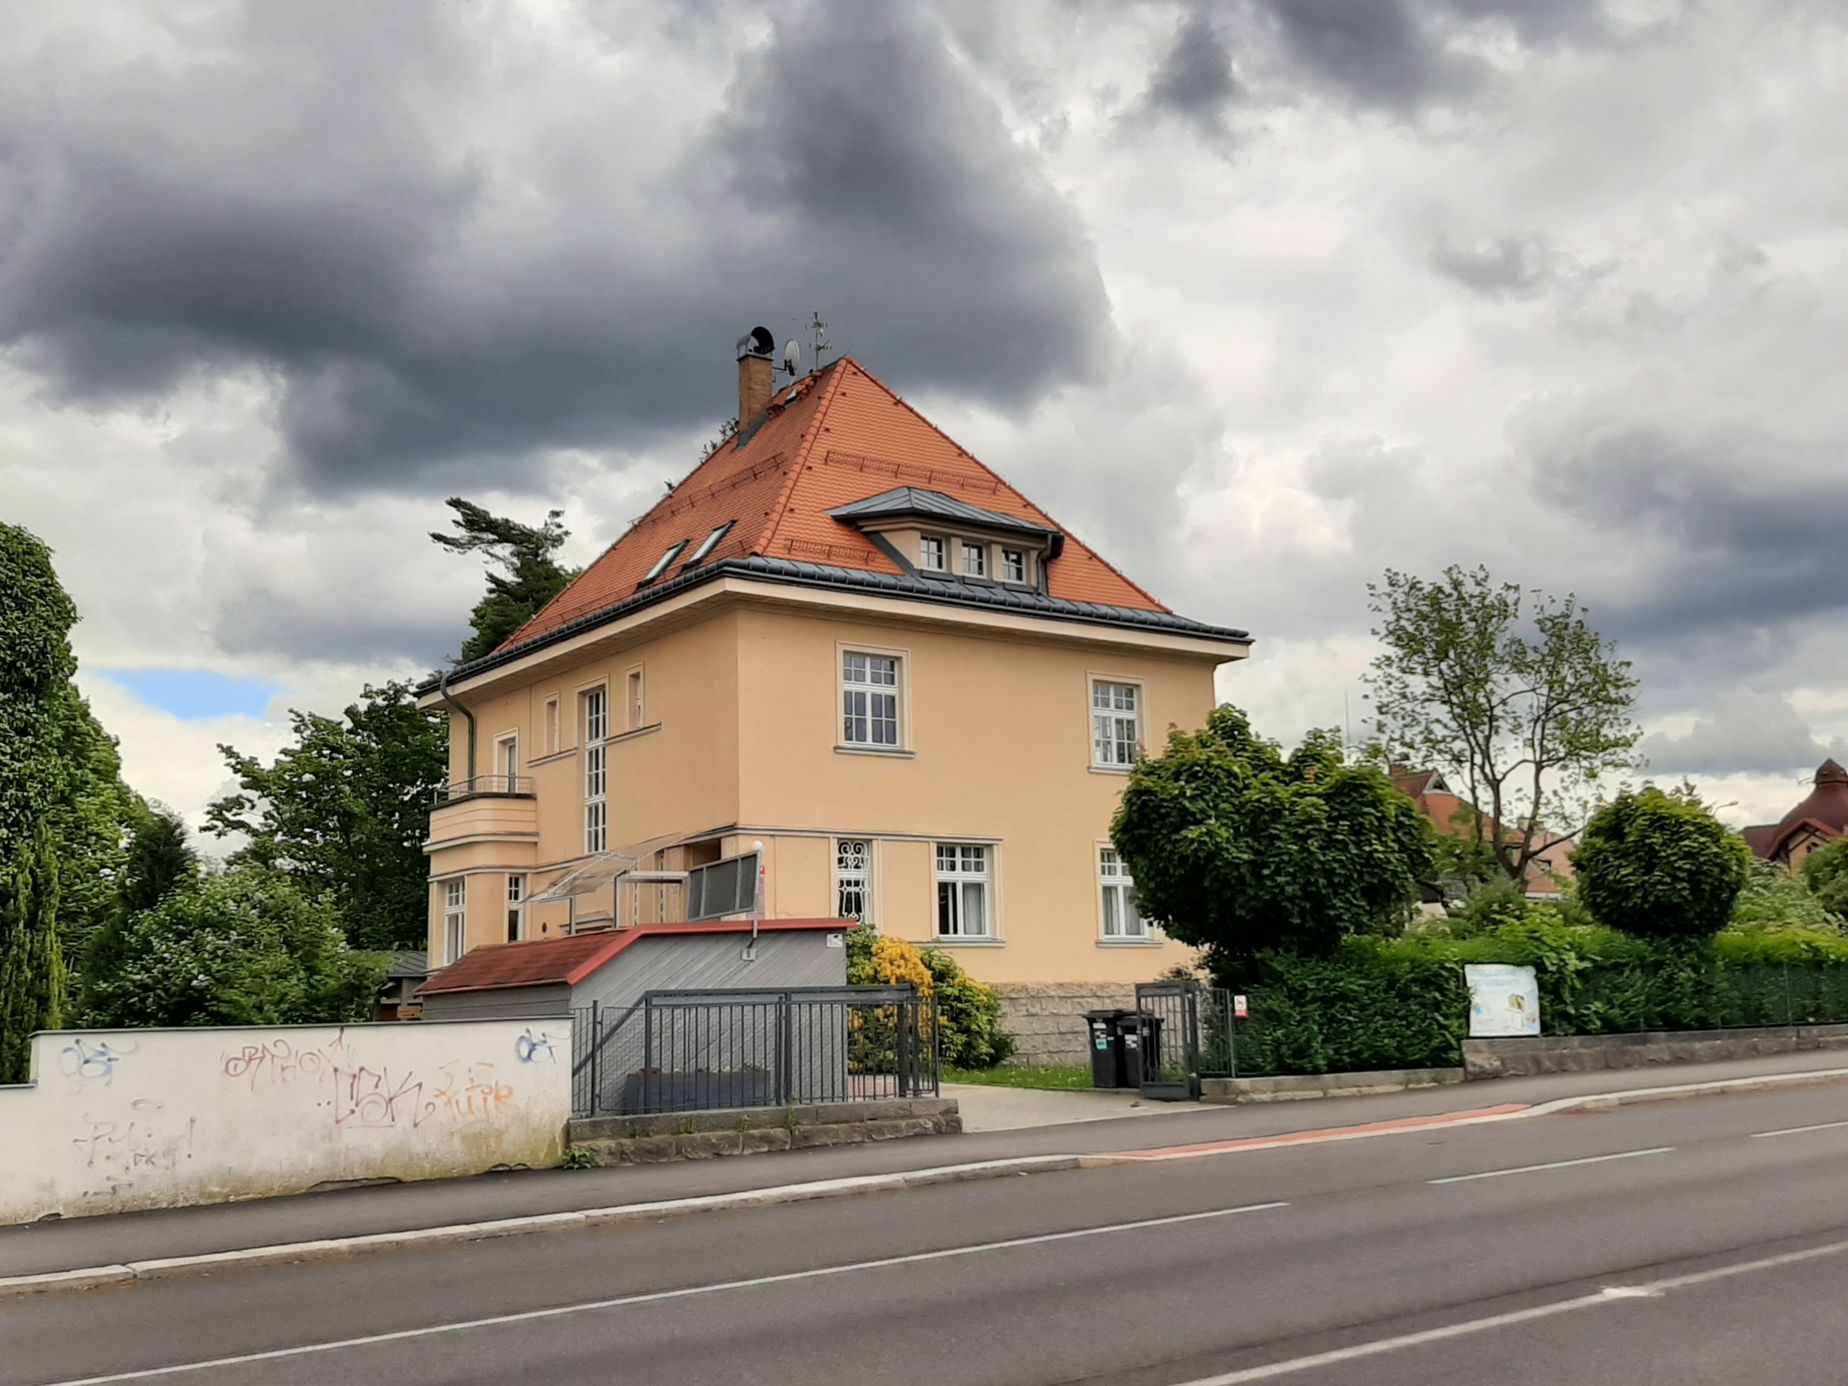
[1574,788,1750,939]
[79,804,199,1017]
[0,524,79,1081]
[205,682,444,950]
[431,499,579,662]
[82,865,387,1028]
[1803,838,1848,920]
[0,825,65,1082]
[42,688,138,960]
[1111,706,1434,970]
[1368,564,1641,888]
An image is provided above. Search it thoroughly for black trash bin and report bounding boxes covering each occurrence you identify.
[1083,1009,1132,1088]
[1117,1012,1158,1089]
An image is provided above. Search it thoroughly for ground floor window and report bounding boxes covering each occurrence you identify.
[506,873,525,942]
[443,878,466,963]
[1098,848,1147,939]
[835,839,872,923]
[935,843,992,938]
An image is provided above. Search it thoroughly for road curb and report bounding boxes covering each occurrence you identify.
[10,1066,1848,1300]
[0,1155,1083,1299]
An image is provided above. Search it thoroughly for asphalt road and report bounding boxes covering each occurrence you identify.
[11,1083,1848,1385]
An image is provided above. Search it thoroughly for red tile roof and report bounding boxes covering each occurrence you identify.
[415,919,853,996]
[500,357,1169,651]
[1746,759,1848,861]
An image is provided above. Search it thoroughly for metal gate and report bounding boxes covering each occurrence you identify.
[1134,981,1235,1100]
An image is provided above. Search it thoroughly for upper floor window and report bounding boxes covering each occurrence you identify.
[1098,848,1147,939]
[582,687,608,855]
[640,540,688,585]
[842,651,901,748]
[1092,680,1141,769]
[544,696,561,755]
[835,839,872,923]
[443,878,467,964]
[919,535,946,572]
[626,668,645,731]
[1001,549,1027,584]
[962,542,987,578]
[685,521,734,568]
[494,733,518,790]
[935,844,992,939]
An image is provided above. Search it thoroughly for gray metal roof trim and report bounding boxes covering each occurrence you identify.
[827,486,1061,540]
[419,554,1250,693]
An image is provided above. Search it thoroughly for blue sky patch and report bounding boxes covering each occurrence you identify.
[93,668,280,721]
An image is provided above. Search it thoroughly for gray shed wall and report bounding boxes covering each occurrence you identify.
[569,929,847,1013]
[420,983,572,1022]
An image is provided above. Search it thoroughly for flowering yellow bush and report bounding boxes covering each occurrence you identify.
[865,935,934,999]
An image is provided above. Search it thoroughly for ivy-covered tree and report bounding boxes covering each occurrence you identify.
[431,499,579,662]
[1367,564,1641,888]
[82,865,387,1028]
[205,682,444,950]
[0,523,77,1080]
[1575,788,1751,939]
[1111,705,1434,971]
[43,688,138,960]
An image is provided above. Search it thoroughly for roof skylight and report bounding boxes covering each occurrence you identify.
[683,521,735,568]
[640,540,689,585]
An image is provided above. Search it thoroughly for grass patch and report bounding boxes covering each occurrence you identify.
[944,1063,1094,1091]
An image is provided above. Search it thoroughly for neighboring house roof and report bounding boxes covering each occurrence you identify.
[416,919,852,997]
[458,357,1242,676]
[1389,765,1575,894]
[386,950,429,980]
[1744,759,1848,862]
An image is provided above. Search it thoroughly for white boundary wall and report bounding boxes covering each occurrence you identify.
[0,1019,571,1225]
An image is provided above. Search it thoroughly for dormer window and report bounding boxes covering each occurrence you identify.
[920,536,947,572]
[1001,549,1026,584]
[962,542,987,578]
[640,540,688,585]
[684,521,734,569]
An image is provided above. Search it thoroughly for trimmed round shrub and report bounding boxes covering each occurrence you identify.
[1574,789,1750,939]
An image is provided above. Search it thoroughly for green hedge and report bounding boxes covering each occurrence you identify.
[1226,919,1848,1077]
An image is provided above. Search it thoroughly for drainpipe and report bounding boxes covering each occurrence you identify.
[436,670,476,790]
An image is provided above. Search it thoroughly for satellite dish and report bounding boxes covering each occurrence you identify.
[782,339,802,377]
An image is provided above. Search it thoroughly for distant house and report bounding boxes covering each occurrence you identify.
[1391,768,1576,898]
[1743,759,1848,869]
[375,951,429,1022]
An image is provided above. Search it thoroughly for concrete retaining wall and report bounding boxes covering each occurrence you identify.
[993,983,1139,1066]
[567,1098,960,1164]
[1464,1024,1848,1079]
[0,1020,572,1225]
[1203,1067,1466,1104]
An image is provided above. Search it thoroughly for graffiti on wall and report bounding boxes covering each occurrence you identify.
[59,1037,138,1088]
[515,1029,557,1064]
[220,1034,356,1090]
[71,1099,195,1198]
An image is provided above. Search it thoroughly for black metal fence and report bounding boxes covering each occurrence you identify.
[571,986,938,1117]
[1133,981,1238,1098]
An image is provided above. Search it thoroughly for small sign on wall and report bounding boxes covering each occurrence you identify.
[826,934,845,949]
[1465,964,1541,1038]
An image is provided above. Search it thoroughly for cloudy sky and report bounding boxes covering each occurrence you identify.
[5,0,1845,835]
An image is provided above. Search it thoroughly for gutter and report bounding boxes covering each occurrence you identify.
[435,669,476,785]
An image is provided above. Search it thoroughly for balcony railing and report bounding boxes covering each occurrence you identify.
[432,774,535,803]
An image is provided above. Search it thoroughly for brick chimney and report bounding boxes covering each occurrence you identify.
[736,326,775,428]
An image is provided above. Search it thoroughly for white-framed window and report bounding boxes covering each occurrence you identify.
[582,686,608,854]
[835,839,872,923]
[1098,848,1148,939]
[935,844,992,939]
[919,535,946,572]
[686,521,734,567]
[641,540,688,584]
[1092,679,1141,769]
[506,873,525,943]
[443,878,466,964]
[962,541,986,578]
[842,651,901,748]
[494,733,518,788]
[626,668,645,731]
[543,696,561,755]
[1001,549,1026,584]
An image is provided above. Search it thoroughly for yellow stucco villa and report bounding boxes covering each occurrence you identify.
[417,330,1250,1052]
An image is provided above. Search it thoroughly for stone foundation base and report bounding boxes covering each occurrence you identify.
[993,983,1140,1066]
[567,1098,960,1165]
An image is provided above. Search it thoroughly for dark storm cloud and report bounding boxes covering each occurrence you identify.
[1531,424,1848,643]
[1639,691,1848,777]
[1139,10,1241,140]
[0,0,1109,494]
[1256,0,1478,111]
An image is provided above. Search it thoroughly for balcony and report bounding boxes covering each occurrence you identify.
[427,774,538,851]
[432,774,534,804]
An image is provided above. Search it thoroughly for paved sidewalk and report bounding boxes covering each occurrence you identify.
[943,1082,1209,1131]
[6,1048,1848,1281]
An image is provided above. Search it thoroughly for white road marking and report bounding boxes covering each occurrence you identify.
[1426,1145,1674,1185]
[40,1201,1290,1385]
[1168,1236,1848,1384]
[1749,1119,1848,1139]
